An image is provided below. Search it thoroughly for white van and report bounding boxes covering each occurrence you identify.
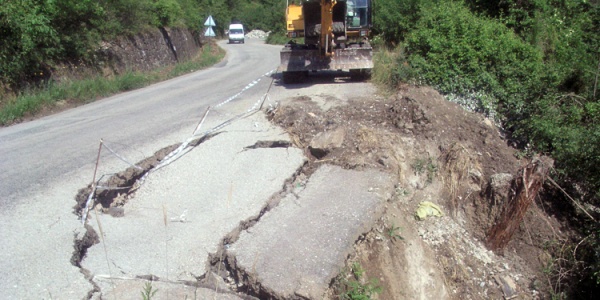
[228,24,245,44]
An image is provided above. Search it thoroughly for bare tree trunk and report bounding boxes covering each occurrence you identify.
[486,156,553,252]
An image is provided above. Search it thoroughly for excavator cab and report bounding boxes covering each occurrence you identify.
[346,0,370,28]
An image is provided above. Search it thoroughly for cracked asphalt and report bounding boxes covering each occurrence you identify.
[83,112,307,298]
[0,38,387,299]
[0,39,281,299]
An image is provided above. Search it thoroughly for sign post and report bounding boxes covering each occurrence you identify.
[204,15,216,51]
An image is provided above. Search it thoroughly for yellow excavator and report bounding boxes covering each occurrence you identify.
[280,0,373,83]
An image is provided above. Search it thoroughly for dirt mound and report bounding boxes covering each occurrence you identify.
[271,85,564,299]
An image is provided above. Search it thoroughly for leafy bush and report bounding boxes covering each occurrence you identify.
[371,46,414,91]
[238,0,285,32]
[1,1,62,88]
[373,0,600,295]
[0,0,117,88]
[406,1,544,123]
[177,0,204,31]
[99,0,155,36]
[525,94,600,200]
[152,0,183,27]
[372,0,432,45]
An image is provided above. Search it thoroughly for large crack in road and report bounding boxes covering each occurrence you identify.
[70,125,307,299]
[67,74,395,299]
[206,164,308,299]
[70,142,185,298]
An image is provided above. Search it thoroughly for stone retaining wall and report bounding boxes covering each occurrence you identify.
[52,27,204,82]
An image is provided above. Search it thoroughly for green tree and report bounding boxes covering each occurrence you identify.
[373,0,431,45]
[51,0,105,59]
[152,0,183,27]
[0,0,60,87]
[98,0,155,36]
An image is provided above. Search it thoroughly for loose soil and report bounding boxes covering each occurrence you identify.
[269,84,568,299]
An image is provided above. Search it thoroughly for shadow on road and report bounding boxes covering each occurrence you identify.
[272,70,367,89]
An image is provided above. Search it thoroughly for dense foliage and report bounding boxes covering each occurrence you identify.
[373,0,599,296]
[0,0,285,90]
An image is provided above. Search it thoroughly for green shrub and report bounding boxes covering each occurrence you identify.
[406,1,544,123]
[152,0,183,27]
[372,0,432,45]
[0,1,61,87]
[372,46,414,90]
[100,0,155,36]
[335,262,382,300]
[372,1,600,295]
[265,31,302,45]
[525,93,600,199]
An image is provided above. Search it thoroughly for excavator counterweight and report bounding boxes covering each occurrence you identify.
[280,0,373,82]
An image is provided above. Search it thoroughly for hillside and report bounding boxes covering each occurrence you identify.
[267,83,571,299]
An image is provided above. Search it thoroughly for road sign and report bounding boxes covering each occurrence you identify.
[204,15,216,27]
[204,27,216,37]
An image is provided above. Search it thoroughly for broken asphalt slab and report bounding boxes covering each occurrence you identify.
[226,165,393,299]
[81,113,306,298]
[0,192,93,299]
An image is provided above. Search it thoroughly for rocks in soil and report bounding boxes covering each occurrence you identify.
[387,96,429,134]
[495,275,518,299]
[487,173,514,205]
[308,127,346,159]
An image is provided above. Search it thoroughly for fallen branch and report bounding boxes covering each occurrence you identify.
[547,176,596,222]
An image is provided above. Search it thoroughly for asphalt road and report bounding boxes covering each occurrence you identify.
[0,38,283,299]
[0,39,281,207]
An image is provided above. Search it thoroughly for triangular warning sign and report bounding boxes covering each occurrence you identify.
[204,27,216,37]
[204,15,216,27]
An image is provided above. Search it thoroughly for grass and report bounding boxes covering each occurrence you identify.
[412,156,438,184]
[412,158,426,175]
[0,44,225,126]
[140,281,158,300]
[334,262,383,300]
[168,45,224,77]
[371,46,412,92]
[386,223,404,242]
[265,31,304,45]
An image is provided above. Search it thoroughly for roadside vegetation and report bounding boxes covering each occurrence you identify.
[334,262,382,300]
[0,0,285,91]
[2,0,599,297]
[266,32,304,45]
[0,0,285,123]
[0,45,224,125]
[372,0,599,297]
